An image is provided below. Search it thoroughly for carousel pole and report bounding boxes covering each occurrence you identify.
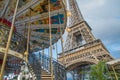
[42,45,44,69]
[56,43,58,62]
[0,0,19,79]
[24,8,31,63]
[48,0,54,80]
[106,65,113,80]
[58,12,65,66]
[112,66,118,80]
[47,47,50,71]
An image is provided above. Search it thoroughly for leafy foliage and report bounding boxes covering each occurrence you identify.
[89,61,110,80]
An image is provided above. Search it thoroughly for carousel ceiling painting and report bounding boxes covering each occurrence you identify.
[0,0,67,50]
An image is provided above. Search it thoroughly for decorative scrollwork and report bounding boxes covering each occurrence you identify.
[0,25,26,54]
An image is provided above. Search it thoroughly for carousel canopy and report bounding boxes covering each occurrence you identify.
[0,0,67,50]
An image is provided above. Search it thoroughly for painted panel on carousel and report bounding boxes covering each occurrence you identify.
[0,0,67,50]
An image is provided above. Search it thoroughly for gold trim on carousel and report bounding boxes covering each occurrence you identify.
[0,46,23,59]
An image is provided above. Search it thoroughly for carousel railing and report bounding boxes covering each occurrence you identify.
[5,54,41,80]
[5,57,21,75]
[38,52,67,80]
[0,25,26,54]
[6,51,66,80]
[28,53,41,80]
[0,24,26,78]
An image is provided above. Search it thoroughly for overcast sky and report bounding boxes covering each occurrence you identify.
[75,0,120,59]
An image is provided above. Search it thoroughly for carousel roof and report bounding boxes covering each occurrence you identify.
[0,0,67,50]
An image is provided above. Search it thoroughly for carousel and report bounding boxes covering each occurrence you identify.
[0,0,67,80]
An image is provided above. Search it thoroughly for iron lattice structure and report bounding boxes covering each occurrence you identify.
[64,0,96,52]
[58,0,113,74]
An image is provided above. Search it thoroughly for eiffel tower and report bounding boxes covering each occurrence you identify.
[58,0,113,79]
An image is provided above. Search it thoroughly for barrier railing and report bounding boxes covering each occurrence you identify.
[29,53,41,80]
[38,52,67,80]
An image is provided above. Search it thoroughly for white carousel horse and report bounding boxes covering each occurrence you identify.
[17,62,32,80]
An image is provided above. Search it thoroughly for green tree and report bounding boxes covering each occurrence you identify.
[89,61,110,80]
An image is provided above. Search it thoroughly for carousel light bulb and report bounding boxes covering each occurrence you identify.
[24,51,28,55]
[66,27,71,32]
[67,10,72,17]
